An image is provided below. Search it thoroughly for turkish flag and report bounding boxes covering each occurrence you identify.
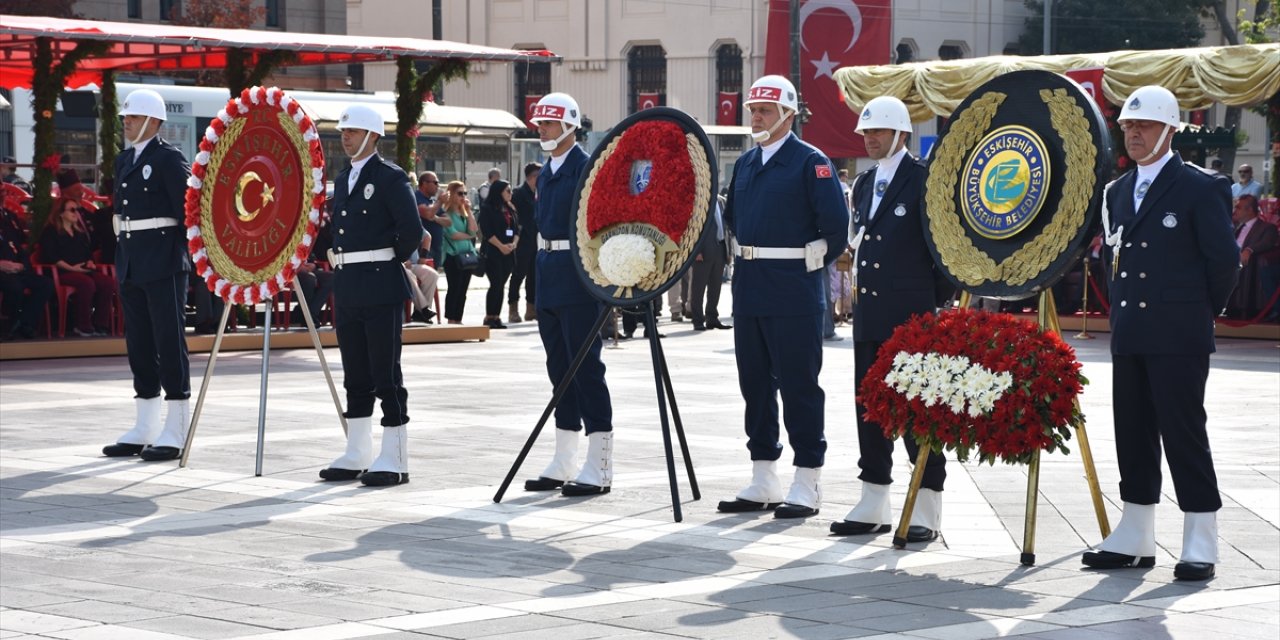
[717,91,740,126]
[1064,67,1112,115]
[637,92,661,112]
[765,0,891,158]
[524,94,543,130]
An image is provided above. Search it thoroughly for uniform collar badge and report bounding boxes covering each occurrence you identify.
[1162,213,1178,228]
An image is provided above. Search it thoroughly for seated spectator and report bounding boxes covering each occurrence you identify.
[0,156,32,193]
[404,253,438,324]
[39,197,118,336]
[0,211,53,340]
[1227,195,1279,319]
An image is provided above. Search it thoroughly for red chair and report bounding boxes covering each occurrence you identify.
[31,262,77,338]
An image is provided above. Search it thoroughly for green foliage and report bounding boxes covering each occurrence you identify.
[98,70,120,194]
[1018,0,1206,54]
[394,58,470,173]
[224,49,299,97]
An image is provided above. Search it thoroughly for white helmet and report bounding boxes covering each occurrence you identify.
[744,75,799,113]
[529,93,582,129]
[336,104,385,134]
[1118,86,1180,127]
[855,96,912,133]
[120,89,167,121]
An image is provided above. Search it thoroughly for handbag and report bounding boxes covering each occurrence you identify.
[457,250,481,272]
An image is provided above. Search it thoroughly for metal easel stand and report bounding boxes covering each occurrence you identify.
[493,304,700,521]
[179,279,349,475]
[893,291,1111,563]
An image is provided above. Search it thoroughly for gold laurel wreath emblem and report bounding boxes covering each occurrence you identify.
[199,112,314,286]
[576,131,713,298]
[924,89,1097,287]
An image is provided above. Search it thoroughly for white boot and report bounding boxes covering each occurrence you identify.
[1097,502,1157,557]
[572,431,613,488]
[843,481,892,525]
[361,425,409,486]
[1180,511,1219,564]
[153,399,190,449]
[775,467,822,518]
[737,460,784,504]
[910,488,943,531]
[116,396,164,445]
[326,417,375,472]
[540,427,581,481]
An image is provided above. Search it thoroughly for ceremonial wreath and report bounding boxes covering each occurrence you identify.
[573,110,715,303]
[185,86,325,305]
[859,308,1087,465]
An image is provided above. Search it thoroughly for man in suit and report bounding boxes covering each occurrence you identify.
[317,104,423,487]
[830,95,951,542]
[1083,85,1240,581]
[716,75,849,520]
[521,93,617,498]
[100,89,194,462]
[689,195,731,332]
[508,162,540,323]
[1226,195,1278,318]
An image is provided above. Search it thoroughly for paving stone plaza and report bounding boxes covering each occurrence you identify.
[2,287,1277,639]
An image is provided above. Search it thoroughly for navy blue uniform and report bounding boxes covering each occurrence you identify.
[849,154,949,490]
[509,181,538,307]
[330,154,422,426]
[723,133,849,468]
[114,137,191,400]
[535,145,612,434]
[1103,154,1239,513]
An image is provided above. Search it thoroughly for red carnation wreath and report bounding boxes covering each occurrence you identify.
[576,119,712,297]
[859,308,1087,465]
[185,86,325,305]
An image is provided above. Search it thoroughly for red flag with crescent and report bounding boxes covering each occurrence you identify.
[717,91,739,126]
[1064,67,1112,116]
[765,0,892,158]
[637,92,661,112]
[524,94,543,130]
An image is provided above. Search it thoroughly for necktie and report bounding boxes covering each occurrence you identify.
[1136,179,1151,200]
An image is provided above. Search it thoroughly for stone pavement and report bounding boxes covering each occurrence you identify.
[2,286,1277,639]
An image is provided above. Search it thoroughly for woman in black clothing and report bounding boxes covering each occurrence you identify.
[478,180,520,329]
[39,196,118,336]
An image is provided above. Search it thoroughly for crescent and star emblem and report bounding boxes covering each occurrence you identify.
[800,0,863,80]
[235,171,275,222]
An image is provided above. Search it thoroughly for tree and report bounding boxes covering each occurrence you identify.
[1195,1,1274,172]
[1018,0,1205,55]
[394,58,470,173]
[171,0,296,95]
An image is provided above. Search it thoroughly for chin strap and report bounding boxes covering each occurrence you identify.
[1134,125,1172,164]
[129,117,152,147]
[751,109,794,144]
[349,131,373,160]
[540,124,576,151]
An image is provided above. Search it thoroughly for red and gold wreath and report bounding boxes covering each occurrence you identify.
[576,119,712,298]
[185,86,325,305]
[859,308,1087,466]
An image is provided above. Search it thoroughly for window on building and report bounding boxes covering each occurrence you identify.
[128,0,142,19]
[266,0,282,28]
[715,43,743,151]
[896,43,915,64]
[938,44,965,61]
[159,0,177,21]
[347,64,364,91]
[514,56,551,124]
[627,44,667,115]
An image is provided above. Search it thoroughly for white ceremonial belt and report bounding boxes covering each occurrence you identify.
[113,216,179,235]
[329,247,395,266]
[537,234,570,251]
[736,245,805,260]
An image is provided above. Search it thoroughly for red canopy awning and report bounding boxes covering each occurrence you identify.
[0,14,558,90]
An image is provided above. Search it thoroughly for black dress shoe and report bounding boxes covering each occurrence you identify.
[774,503,819,519]
[708,321,733,330]
[319,467,364,481]
[103,443,145,457]
[829,520,890,535]
[1082,550,1156,569]
[524,476,566,491]
[906,526,939,542]
[360,471,409,486]
[1174,562,1215,581]
[692,323,707,331]
[139,446,180,461]
[561,481,610,497]
[717,498,781,513]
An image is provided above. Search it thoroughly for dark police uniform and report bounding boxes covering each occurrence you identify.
[114,137,191,402]
[330,154,422,428]
[535,145,612,436]
[849,151,949,491]
[723,132,848,469]
[510,180,538,311]
[0,216,53,339]
[1103,153,1239,513]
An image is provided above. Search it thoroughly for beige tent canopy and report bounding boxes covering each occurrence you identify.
[834,44,1280,122]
